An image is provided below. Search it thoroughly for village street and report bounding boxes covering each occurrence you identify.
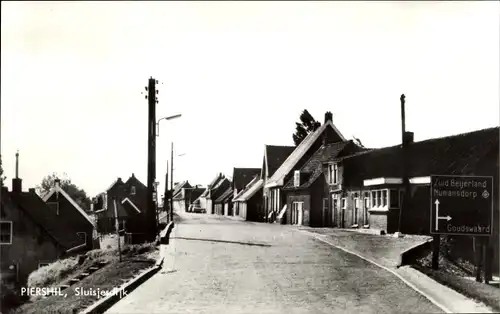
[105,212,442,314]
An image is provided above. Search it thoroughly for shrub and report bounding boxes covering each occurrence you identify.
[27,257,79,289]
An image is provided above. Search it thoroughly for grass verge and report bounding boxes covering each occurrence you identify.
[11,242,159,314]
[411,264,500,312]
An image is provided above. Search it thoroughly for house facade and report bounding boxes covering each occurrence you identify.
[260,145,295,221]
[174,187,205,213]
[264,112,346,223]
[42,179,96,251]
[172,181,192,212]
[233,175,263,221]
[232,168,261,201]
[94,174,149,244]
[214,187,233,215]
[282,140,366,227]
[196,174,225,213]
[1,174,95,287]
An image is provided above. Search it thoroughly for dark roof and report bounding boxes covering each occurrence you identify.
[214,187,233,203]
[342,127,499,184]
[210,178,231,201]
[173,181,191,198]
[233,168,261,190]
[9,191,83,249]
[283,141,358,190]
[200,174,224,198]
[266,145,295,178]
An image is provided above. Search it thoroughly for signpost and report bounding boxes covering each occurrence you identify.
[430,175,493,278]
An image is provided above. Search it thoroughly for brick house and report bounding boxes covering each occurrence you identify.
[233,175,263,221]
[174,186,205,213]
[260,145,295,221]
[264,112,346,222]
[1,177,93,287]
[328,127,499,274]
[172,181,192,212]
[282,140,367,226]
[214,187,233,216]
[196,174,225,213]
[94,174,149,244]
[42,179,96,251]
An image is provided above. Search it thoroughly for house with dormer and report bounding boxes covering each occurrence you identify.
[94,174,148,244]
[282,140,367,226]
[264,112,347,222]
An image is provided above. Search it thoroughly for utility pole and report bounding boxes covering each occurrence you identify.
[397,94,409,238]
[164,160,169,220]
[170,142,174,222]
[113,198,122,262]
[146,77,158,242]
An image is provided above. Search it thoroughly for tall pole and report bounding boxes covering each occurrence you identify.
[165,160,169,217]
[113,199,122,262]
[146,77,157,242]
[170,142,174,222]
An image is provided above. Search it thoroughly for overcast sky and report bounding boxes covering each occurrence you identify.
[1,1,499,197]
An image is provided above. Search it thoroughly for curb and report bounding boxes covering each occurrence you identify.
[79,257,164,314]
[397,238,433,267]
[300,230,453,314]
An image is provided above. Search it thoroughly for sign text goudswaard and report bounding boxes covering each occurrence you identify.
[430,175,493,236]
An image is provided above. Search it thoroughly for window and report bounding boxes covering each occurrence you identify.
[47,202,59,215]
[328,164,338,184]
[131,186,136,195]
[38,262,50,268]
[382,190,388,206]
[341,198,346,209]
[0,221,13,244]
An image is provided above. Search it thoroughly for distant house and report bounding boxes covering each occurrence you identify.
[233,175,263,221]
[232,168,261,200]
[214,187,233,216]
[264,112,346,222]
[172,181,192,212]
[42,179,97,251]
[196,174,225,212]
[94,174,149,244]
[282,141,367,227]
[1,175,95,287]
[174,186,205,213]
[260,145,295,221]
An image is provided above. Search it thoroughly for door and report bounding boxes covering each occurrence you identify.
[296,202,303,226]
[322,198,329,227]
[332,196,339,227]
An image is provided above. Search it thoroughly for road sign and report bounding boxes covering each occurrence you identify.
[430,175,493,236]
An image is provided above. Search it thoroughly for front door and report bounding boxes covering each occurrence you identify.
[332,195,339,227]
[291,202,303,226]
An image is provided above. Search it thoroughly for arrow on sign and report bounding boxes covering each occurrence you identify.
[435,199,452,231]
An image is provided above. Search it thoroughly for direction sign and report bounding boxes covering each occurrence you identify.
[430,175,493,236]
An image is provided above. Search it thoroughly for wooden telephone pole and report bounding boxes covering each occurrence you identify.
[146,77,158,242]
[170,142,174,222]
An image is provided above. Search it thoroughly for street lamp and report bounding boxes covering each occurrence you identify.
[156,114,182,136]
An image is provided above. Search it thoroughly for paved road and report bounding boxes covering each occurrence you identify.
[106,213,442,314]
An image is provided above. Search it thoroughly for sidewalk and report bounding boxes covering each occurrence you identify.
[301,227,495,313]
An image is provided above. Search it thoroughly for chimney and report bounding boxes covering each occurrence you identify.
[12,151,22,193]
[28,188,35,194]
[54,178,61,189]
[324,111,333,124]
[400,94,407,147]
[403,131,414,146]
[131,173,135,178]
[1,186,8,194]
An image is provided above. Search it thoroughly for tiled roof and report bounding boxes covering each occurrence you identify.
[42,185,95,227]
[266,120,346,187]
[283,141,355,190]
[266,145,295,178]
[214,187,233,203]
[210,178,230,201]
[342,127,499,184]
[234,179,263,202]
[233,175,259,201]
[9,191,83,250]
[200,174,224,198]
[233,168,261,190]
[172,181,191,198]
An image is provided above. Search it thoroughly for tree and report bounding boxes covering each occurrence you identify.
[292,109,321,146]
[36,173,92,214]
[0,155,5,187]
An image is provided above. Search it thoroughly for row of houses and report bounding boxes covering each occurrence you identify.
[1,153,97,287]
[184,110,499,274]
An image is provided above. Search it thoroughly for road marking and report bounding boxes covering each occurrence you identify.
[299,230,453,314]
